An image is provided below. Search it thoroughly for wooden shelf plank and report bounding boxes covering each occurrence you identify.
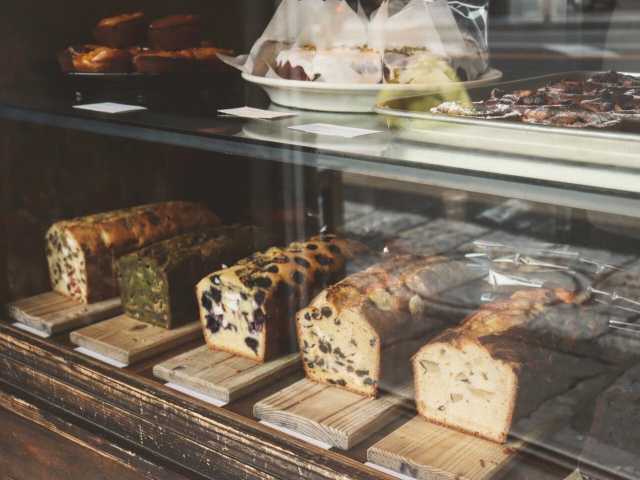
[7,291,121,336]
[154,346,301,404]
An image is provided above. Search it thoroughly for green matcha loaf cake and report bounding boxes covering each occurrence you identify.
[46,202,220,304]
[196,234,369,363]
[117,225,271,329]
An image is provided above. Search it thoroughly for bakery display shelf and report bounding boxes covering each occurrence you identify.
[4,85,640,220]
[0,318,575,480]
[6,291,122,337]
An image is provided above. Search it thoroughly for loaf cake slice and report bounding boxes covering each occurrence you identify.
[413,289,608,443]
[117,225,269,329]
[196,234,368,362]
[297,256,482,397]
[46,202,220,304]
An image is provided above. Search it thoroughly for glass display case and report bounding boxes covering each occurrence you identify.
[1,1,640,479]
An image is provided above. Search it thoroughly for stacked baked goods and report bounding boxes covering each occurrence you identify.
[46,202,279,333]
[431,70,640,129]
[46,201,221,304]
[196,234,370,362]
[58,12,231,74]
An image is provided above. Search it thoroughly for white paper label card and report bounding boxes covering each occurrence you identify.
[288,123,382,138]
[218,107,298,120]
[364,462,418,480]
[164,383,228,407]
[74,347,128,369]
[73,103,147,114]
[12,322,51,338]
[259,421,332,450]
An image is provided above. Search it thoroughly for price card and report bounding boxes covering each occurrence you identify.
[73,103,147,114]
[218,106,298,120]
[288,123,382,138]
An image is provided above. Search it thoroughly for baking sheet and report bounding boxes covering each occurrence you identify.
[376,71,640,169]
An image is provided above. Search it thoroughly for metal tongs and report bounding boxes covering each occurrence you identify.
[590,287,640,337]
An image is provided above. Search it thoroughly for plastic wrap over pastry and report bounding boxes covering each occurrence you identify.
[219,0,489,84]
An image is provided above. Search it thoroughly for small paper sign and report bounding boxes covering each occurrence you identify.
[259,420,332,450]
[74,347,128,368]
[218,106,298,120]
[288,123,382,138]
[12,322,51,339]
[73,103,147,114]
[364,462,418,480]
[165,383,228,407]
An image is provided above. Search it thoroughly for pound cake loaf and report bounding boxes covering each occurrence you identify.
[413,289,609,443]
[46,202,220,304]
[117,225,269,329]
[93,12,146,48]
[196,234,368,362]
[297,256,480,397]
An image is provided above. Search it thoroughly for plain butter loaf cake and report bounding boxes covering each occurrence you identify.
[297,256,482,397]
[413,289,609,443]
[117,225,269,329]
[46,202,220,304]
[196,234,368,362]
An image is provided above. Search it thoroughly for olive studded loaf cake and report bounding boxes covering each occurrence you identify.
[413,289,610,444]
[46,202,220,304]
[117,225,270,329]
[196,234,369,363]
[297,256,481,397]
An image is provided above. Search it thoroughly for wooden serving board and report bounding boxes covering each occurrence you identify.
[253,378,408,450]
[153,346,301,404]
[6,291,122,337]
[70,314,201,367]
[367,415,525,480]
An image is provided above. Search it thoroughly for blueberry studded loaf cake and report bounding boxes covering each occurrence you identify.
[196,234,369,363]
[46,202,220,304]
[413,289,610,443]
[297,256,481,397]
[117,225,270,329]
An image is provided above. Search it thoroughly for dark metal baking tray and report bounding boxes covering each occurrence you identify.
[376,72,640,170]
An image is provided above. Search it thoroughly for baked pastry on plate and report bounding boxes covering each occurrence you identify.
[93,12,146,48]
[148,14,201,50]
[133,49,195,74]
[71,46,133,73]
[275,46,383,84]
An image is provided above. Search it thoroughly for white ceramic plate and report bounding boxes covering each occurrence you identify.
[242,68,503,113]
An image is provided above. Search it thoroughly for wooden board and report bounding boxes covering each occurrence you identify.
[253,378,408,450]
[6,291,122,336]
[367,415,525,480]
[153,346,301,404]
[69,315,201,366]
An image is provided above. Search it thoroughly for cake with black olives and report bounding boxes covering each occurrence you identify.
[196,234,368,363]
[297,256,478,397]
[46,202,220,304]
[117,225,269,329]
